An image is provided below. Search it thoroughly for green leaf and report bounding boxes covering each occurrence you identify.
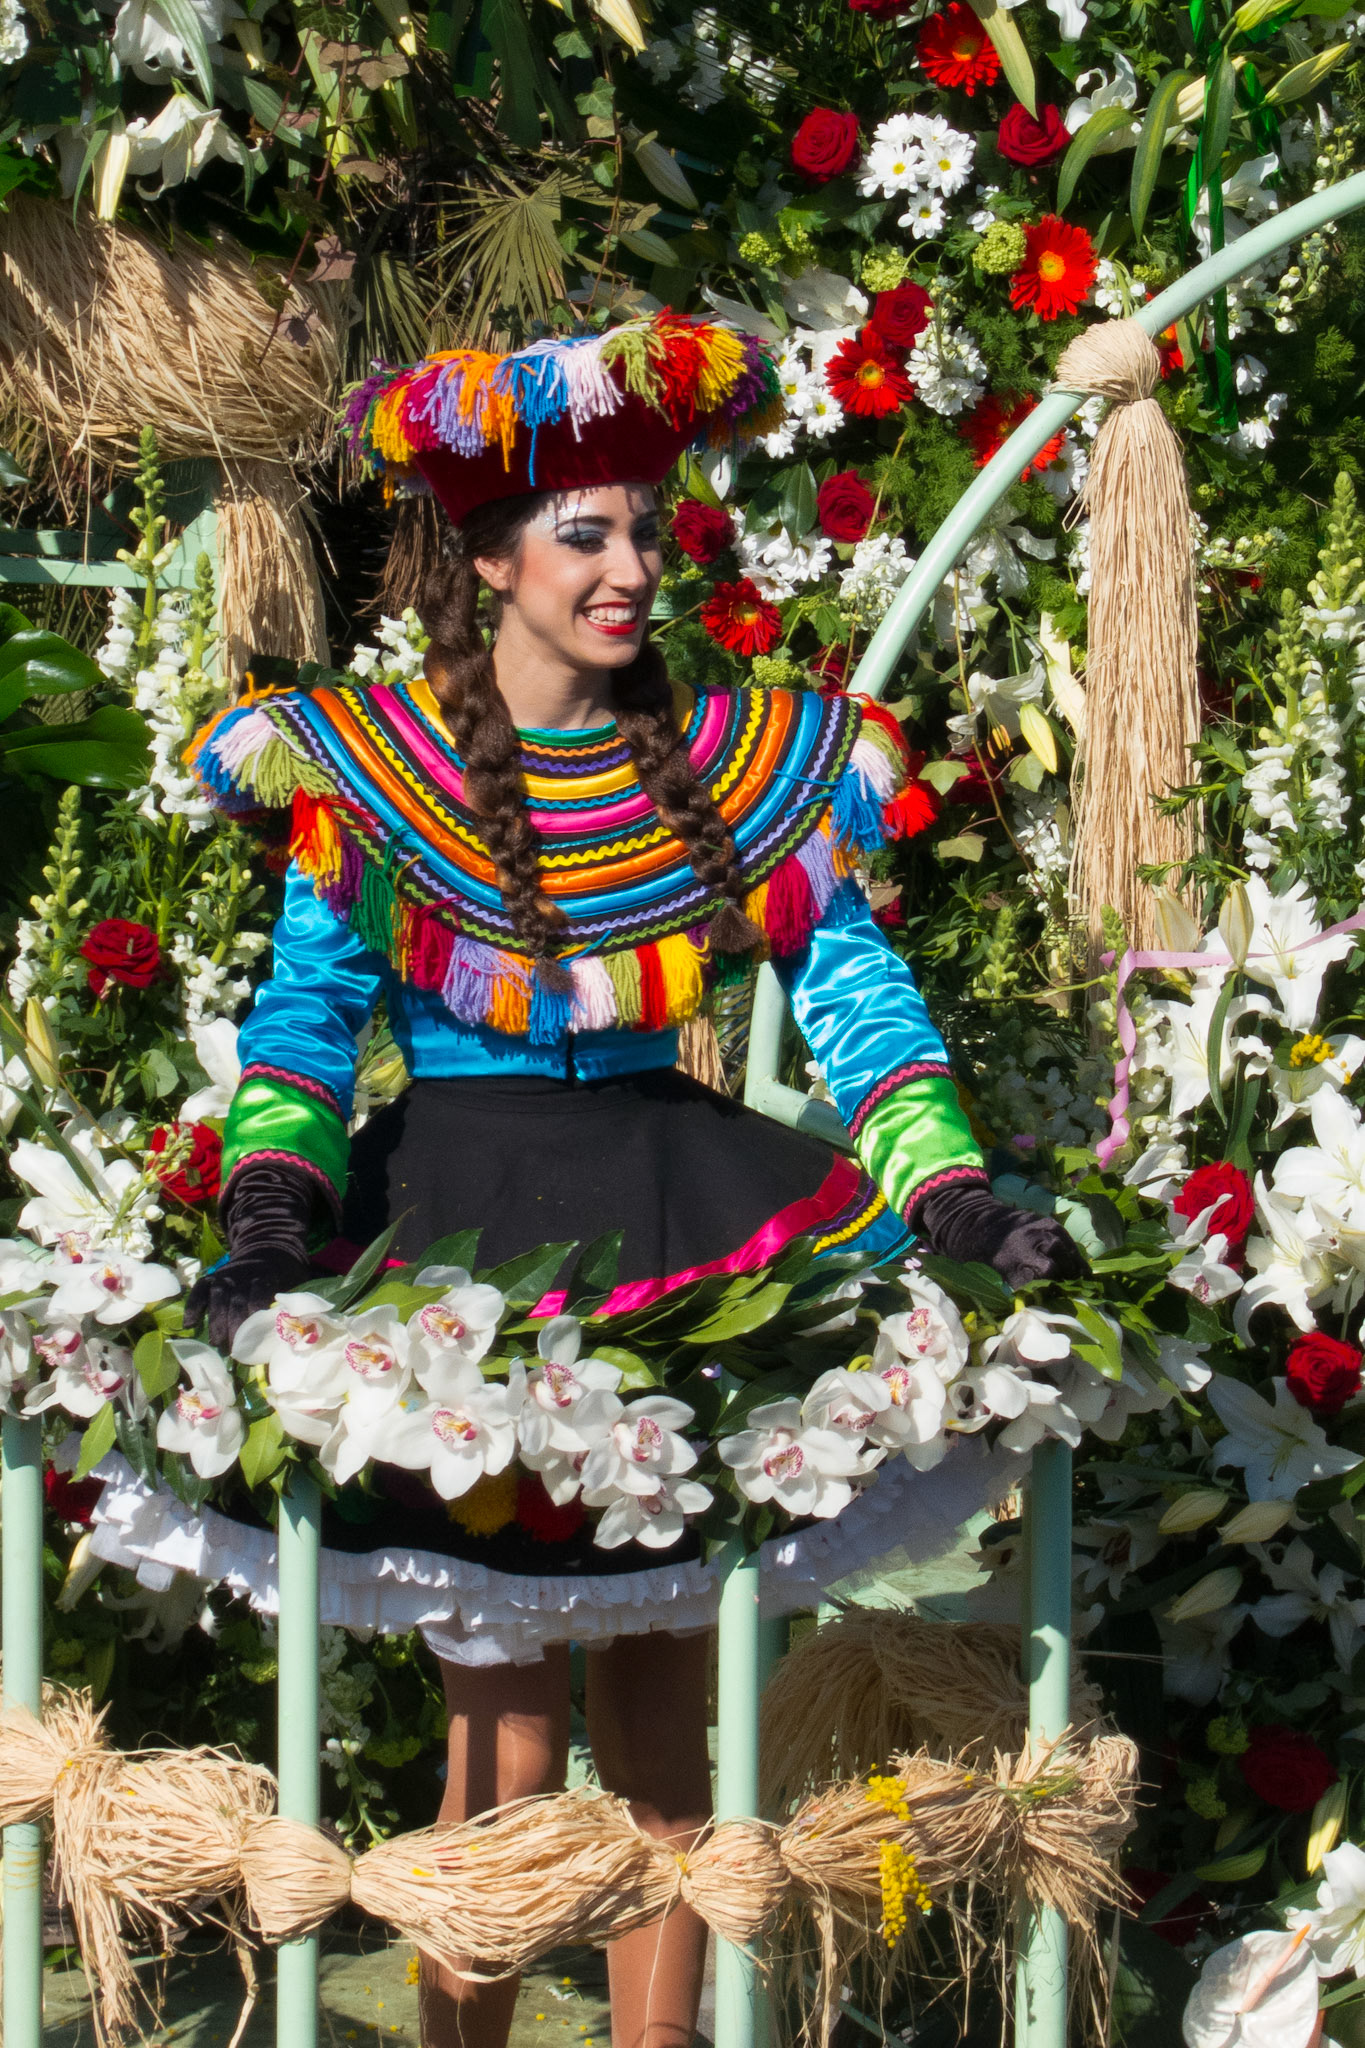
[915,1254,1015,1320]
[150,0,215,98]
[0,629,103,694]
[593,1344,659,1389]
[410,1229,483,1276]
[569,1230,624,1303]
[142,1046,179,1099]
[484,0,540,148]
[309,1221,404,1310]
[1266,39,1351,101]
[0,449,27,488]
[1130,70,1195,239]
[937,832,987,862]
[776,462,818,539]
[919,758,969,795]
[1074,1302,1124,1380]
[676,1280,793,1345]
[427,0,477,54]
[75,1402,118,1481]
[1056,104,1137,212]
[965,0,1035,114]
[1201,48,1238,190]
[134,1330,180,1402]
[619,227,679,268]
[0,705,151,789]
[240,1413,286,1490]
[0,675,32,726]
[479,1240,577,1310]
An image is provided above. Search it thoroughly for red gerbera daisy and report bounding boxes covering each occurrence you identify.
[959,393,1065,479]
[1009,216,1097,321]
[825,328,914,419]
[917,2,1001,95]
[700,578,783,657]
[1157,323,1184,378]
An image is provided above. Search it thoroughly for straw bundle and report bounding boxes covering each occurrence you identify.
[760,1609,1103,1812]
[1051,319,1201,953]
[0,193,341,679]
[0,1686,1136,2048]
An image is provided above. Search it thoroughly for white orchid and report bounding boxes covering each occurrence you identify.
[155,1341,245,1479]
[719,1397,876,1518]
[1275,1085,1365,1232]
[373,1368,520,1500]
[408,1268,505,1373]
[1209,1374,1363,1501]
[884,1271,971,1376]
[516,1316,624,1501]
[594,1476,714,1550]
[25,1330,139,1420]
[862,1340,953,1467]
[179,1016,241,1121]
[1249,1535,1365,1670]
[1287,1839,1365,1978]
[233,1291,349,1370]
[11,1129,158,1258]
[580,1396,700,1502]
[45,1247,177,1326]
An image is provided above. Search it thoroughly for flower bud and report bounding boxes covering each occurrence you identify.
[1218,882,1254,969]
[1221,1499,1295,1543]
[1166,1566,1243,1624]
[1306,1778,1349,1874]
[1194,1845,1267,1883]
[23,998,60,1093]
[1158,1487,1228,1535]
[1153,890,1202,955]
[94,124,130,224]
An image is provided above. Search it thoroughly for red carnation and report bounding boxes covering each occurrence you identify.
[1286,1331,1364,1417]
[825,328,914,420]
[148,1122,224,1207]
[1009,216,1097,321]
[671,500,734,566]
[869,281,933,349]
[81,918,161,998]
[959,393,1065,479]
[516,1472,585,1543]
[1172,1162,1254,1265]
[997,102,1071,166]
[791,109,861,183]
[917,2,1001,95]
[45,1465,103,1528]
[700,578,783,658]
[816,471,877,543]
[1238,1725,1337,1813]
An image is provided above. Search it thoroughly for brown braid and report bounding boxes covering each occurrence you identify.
[416,491,762,982]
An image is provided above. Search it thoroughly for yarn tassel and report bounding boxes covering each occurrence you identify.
[489,955,532,1035]
[655,932,706,1026]
[409,909,455,992]
[831,758,887,856]
[795,827,838,920]
[289,791,343,889]
[847,730,900,805]
[319,831,366,920]
[529,967,575,1043]
[602,949,643,1027]
[742,880,771,947]
[637,943,667,1032]
[352,858,400,957]
[442,936,506,1026]
[765,853,816,959]
[569,957,618,1033]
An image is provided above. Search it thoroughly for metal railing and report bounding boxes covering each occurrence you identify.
[4,172,1365,2048]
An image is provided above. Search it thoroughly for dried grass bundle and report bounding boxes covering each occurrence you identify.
[1051,320,1200,953]
[0,1689,108,1827]
[760,1609,1102,1812]
[678,1820,788,1947]
[238,1815,352,1942]
[0,193,340,676]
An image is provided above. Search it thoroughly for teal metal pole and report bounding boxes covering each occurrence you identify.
[3,1411,45,2048]
[277,1474,322,2048]
[714,1537,764,2048]
[1014,1440,1073,2048]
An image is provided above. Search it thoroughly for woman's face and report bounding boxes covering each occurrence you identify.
[475,483,663,674]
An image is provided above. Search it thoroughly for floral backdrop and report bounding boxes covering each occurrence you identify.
[3,0,1365,2033]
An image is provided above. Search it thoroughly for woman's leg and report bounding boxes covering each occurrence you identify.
[585,1630,713,2048]
[421,1646,572,2048]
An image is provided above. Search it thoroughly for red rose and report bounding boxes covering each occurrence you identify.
[671,500,734,566]
[1171,1162,1255,1265]
[148,1122,224,1207]
[869,280,933,349]
[45,1466,103,1528]
[947,752,1004,805]
[790,109,861,183]
[81,918,161,998]
[1238,1725,1337,1813]
[816,471,877,543]
[996,101,1071,166]
[516,1472,585,1543]
[1286,1331,1364,1417]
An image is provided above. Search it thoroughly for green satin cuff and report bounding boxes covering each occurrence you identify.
[223,1075,350,1209]
[855,1074,985,1221]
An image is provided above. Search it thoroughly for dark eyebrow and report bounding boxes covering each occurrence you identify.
[555,512,661,534]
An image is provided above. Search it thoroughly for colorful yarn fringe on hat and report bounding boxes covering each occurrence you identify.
[341,312,786,524]
[186,681,920,1045]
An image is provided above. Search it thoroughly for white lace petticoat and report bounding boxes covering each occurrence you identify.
[88,1439,1025,1666]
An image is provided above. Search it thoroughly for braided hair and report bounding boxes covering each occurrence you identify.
[416,492,762,987]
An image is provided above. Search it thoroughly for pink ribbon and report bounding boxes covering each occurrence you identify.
[1095,907,1365,1169]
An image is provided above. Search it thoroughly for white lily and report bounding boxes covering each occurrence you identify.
[45,1247,177,1327]
[109,0,241,81]
[1123,1139,1189,1205]
[593,1477,714,1550]
[1240,873,1356,1031]
[1237,1176,1337,1339]
[719,1397,876,1518]
[1192,152,1280,261]
[1274,1085,1365,1232]
[1287,1838,1365,1977]
[408,1268,505,1375]
[1158,1601,1250,1703]
[1064,55,1138,138]
[11,1129,158,1258]
[1247,1536,1365,1670]
[179,1016,241,1120]
[1266,1032,1365,1127]
[1209,1374,1363,1501]
[155,1340,245,1479]
[123,92,245,195]
[1136,980,1271,1122]
[1046,0,1087,37]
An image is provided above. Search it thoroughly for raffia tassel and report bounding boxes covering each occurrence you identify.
[1051,320,1201,954]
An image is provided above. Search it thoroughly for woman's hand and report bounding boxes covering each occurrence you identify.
[184,1158,322,1352]
[914,1180,1088,1288]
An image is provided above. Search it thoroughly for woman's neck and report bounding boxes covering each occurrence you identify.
[491,618,618,731]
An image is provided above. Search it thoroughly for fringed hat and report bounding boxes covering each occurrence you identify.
[341,310,785,527]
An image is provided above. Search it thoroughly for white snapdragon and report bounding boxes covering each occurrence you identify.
[838,535,913,627]
[737,525,832,600]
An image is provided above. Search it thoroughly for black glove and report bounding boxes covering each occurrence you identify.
[913,1179,1088,1288]
[184,1160,319,1352]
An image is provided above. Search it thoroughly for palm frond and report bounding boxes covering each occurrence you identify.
[434,166,587,345]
